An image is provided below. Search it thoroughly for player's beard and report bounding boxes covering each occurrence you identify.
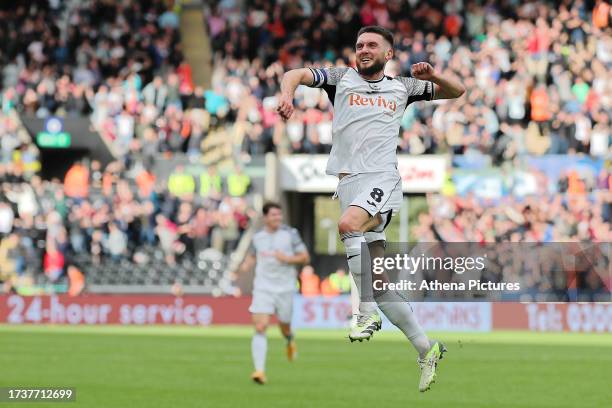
[356,58,386,77]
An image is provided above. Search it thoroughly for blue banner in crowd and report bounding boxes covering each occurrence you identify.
[452,155,605,199]
[452,154,491,170]
[452,169,506,200]
[525,156,604,190]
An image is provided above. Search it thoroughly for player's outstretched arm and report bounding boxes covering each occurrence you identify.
[411,62,465,100]
[239,253,256,274]
[277,68,314,120]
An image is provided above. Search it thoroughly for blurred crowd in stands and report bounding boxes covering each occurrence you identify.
[0,1,256,293]
[206,0,610,160]
[0,0,230,164]
[299,265,352,297]
[205,0,612,300]
[416,188,610,243]
[0,156,254,293]
[1,0,611,295]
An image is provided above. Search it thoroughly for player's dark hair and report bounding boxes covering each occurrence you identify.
[263,202,281,215]
[357,26,394,48]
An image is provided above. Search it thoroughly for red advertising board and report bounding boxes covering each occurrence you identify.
[2,295,610,332]
[292,296,492,331]
[0,294,252,325]
[493,303,612,333]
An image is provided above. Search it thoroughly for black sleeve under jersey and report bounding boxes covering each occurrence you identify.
[322,84,336,106]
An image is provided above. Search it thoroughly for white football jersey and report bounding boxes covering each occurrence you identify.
[308,67,434,176]
[250,225,307,293]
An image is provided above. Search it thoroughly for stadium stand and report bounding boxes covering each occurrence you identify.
[201,0,610,295]
[0,0,610,296]
[204,0,610,159]
[0,0,253,295]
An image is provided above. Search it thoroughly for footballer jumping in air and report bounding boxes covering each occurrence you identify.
[240,202,310,385]
[276,26,465,392]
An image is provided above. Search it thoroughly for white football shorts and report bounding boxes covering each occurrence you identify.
[336,170,403,229]
[249,290,294,323]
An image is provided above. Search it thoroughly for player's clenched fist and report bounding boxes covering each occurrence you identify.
[411,62,435,80]
[276,93,294,121]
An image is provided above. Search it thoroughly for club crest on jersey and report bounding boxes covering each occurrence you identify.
[348,93,397,114]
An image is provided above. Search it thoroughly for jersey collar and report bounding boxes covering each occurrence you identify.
[353,67,386,83]
[363,75,385,83]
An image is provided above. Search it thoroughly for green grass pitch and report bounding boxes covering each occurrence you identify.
[1,325,611,408]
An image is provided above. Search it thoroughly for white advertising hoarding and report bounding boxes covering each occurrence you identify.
[280,155,448,193]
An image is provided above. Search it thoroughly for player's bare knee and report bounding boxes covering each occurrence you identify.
[338,216,362,235]
[279,324,291,336]
[254,323,267,334]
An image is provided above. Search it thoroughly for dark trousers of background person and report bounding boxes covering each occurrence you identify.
[193,235,210,255]
[547,132,570,154]
[223,239,239,254]
[140,226,157,246]
[535,120,550,136]
[179,234,195,257]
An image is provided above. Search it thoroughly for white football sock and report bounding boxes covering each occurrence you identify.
[342,232,377,315]
[251,332,267,372]
[376,290,431,358]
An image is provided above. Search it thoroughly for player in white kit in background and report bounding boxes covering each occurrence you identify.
[240,202,310,385]
[276,26,465,392]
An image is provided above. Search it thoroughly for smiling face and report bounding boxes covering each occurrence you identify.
[264,207,283,231]
[355,32,393,77]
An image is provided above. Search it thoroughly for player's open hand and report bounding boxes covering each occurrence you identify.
[276,93,294,121]
[411,62,435,80]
